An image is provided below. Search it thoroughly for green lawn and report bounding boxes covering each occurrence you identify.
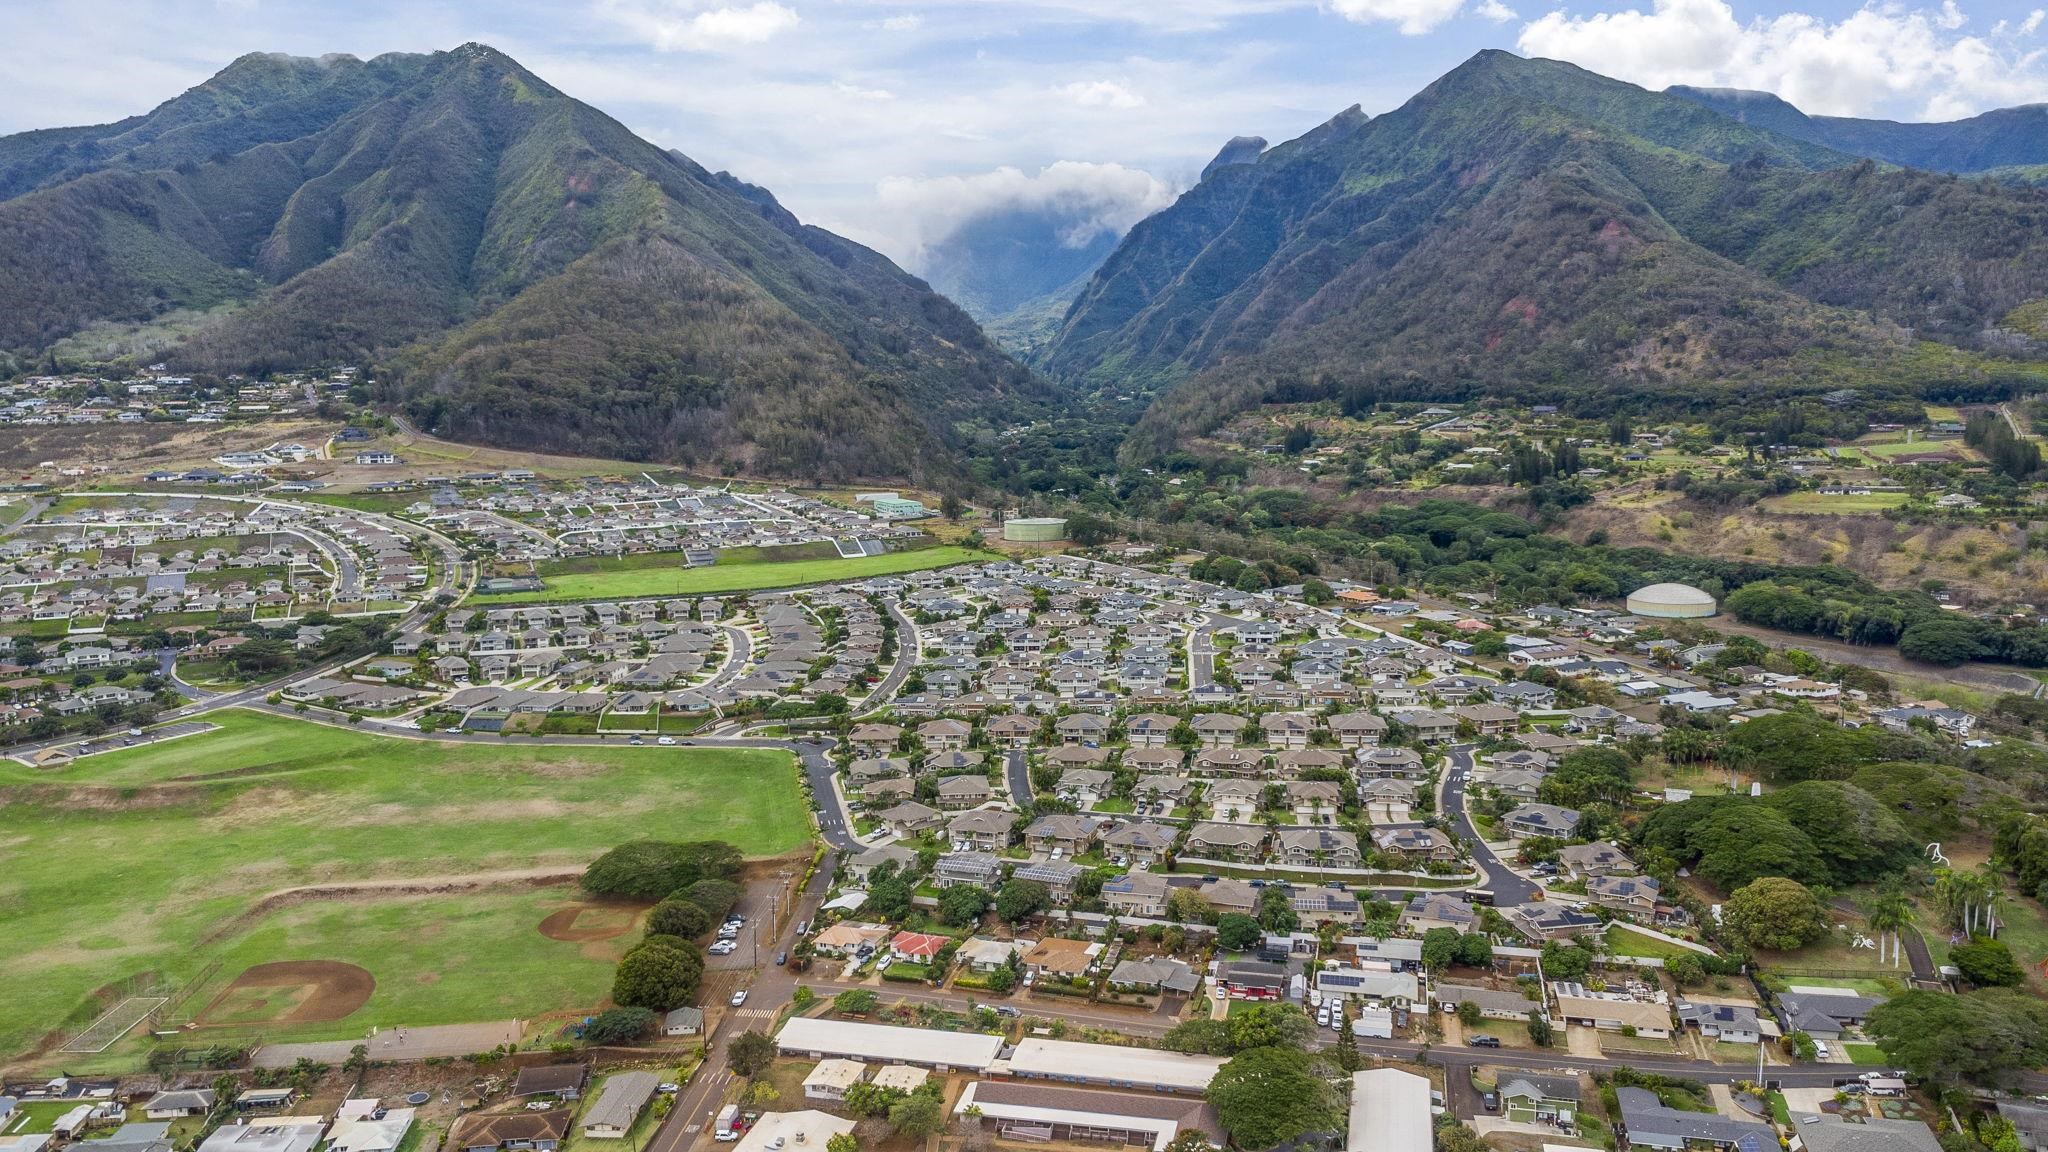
[0,709,811,1065]
[204,887,637,1043]
[1605,925,1711,960]
[1759,491,1909,515]
[1842,1042,1886,1065]
[468,546,985,604]
[1775,977,1899,996]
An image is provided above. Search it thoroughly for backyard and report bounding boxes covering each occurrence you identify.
[0,709,811,1066]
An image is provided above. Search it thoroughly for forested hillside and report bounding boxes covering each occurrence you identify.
[1039,51,2048,460]
[0,45,1047,481]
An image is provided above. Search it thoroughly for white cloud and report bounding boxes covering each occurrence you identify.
[2022,9,2045,34]
[833,80,895,100]
[878,12,921,31]
[1477,0,1518,22]
[1517,0,2048,118]
[1330,0,1470,34]
[1057,79,1146,108]
[871,161,1180,270]
[600,0,801,52]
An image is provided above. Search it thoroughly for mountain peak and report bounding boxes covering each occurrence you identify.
[1201,136,1268,180]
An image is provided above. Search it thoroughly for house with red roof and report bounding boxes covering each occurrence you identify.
[889,931,950,963]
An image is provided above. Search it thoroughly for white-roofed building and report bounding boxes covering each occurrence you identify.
[952,1082,1221,1152]
[327,1108,414,1152]
[1347,1068,1432,1152]
[775,1017,1004,1073]
[732,1112,854,1152]
[801,1060,867,1101]
[1004,1038,1223,1094]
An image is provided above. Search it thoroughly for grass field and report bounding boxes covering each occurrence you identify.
[1855,437,1965,459]
[467,546,986,604]
[1605,925,1708,960]
[0,710,811,1066]
[1759,492,1909,515]
[200,888,639,1040]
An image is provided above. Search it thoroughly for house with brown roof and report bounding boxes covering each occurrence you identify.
[880,801,945,835]
[848,723,904,757]
[1185,822,1267,863]
[1192,747,1264,777]
[448,1112,569,1152]
[917,719,971,751]
[1102,820,1178,864]
[1024,814,1103,857]
[948,807,1016,852]
[1124,713,1179,746]
[1272,747,1345,778]
[1328,711,1388,748]
[1357,746,1426,780]
[1372,826,1456,863]
[1122,746,1185,774]
[1191,713,1248,748]
[1451,703,1519,736]
[1258,712,1315,750]
[1021,937,1099,978]
[1557,841,1637,880]
[985,714,1038,749]
[1275,827,1359,867]
[1102,871,1171,917]
[936,775,994,809]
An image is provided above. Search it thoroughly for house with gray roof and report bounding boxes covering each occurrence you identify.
[1615,1087,1772,1151]
[1789,1114,1941,1152]
[580,1072,659,1139]
[1775,992,1883,1040]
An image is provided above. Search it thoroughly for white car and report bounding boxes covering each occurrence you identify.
[730,990,749,1007]
[708,940,737,955]
[657,736,677,746]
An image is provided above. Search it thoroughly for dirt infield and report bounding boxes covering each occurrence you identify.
[536,902,646,943]
[197,961,375,1028]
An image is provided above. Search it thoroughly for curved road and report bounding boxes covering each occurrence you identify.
[1440,744,1541,905]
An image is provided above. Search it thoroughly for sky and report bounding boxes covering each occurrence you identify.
[2,0,2045,269]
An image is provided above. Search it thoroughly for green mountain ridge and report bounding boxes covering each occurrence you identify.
[1039,51,2048,459]
[0,44,1045,482]
[1665,85,2048,174]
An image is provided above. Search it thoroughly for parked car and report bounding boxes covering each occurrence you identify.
[995,1006,1021,1018]
[775,951,788,966]
[1467,1036,1501,1048]
[1482,1093,1498,1111]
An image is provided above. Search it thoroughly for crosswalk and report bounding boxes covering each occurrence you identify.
[733,1007,778,1021]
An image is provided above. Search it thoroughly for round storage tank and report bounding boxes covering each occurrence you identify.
[1626,582,1717,619]
[1003,517,1069,543]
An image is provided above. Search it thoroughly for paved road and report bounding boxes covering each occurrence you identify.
[857,600,920,715]
[1005,748,1033,807]
[1186,611,1248,691]
[702,625,753,694]
[155,648,209,701]
[1440,745,1541,904]
[644,848,839,1152]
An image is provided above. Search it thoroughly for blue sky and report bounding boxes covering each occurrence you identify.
[3,0,2044,267]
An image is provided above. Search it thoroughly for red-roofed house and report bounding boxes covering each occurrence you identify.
[890,931,949,962]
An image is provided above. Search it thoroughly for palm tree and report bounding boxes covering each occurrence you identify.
[1865,885,1912,969]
